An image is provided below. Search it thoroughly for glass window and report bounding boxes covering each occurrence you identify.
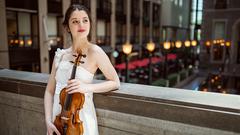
[214,21,225,39]
[17,13,31,32]
[179,0,183,7]
[178,15,183,27]
[213,21,225,61]
[6,10,40,72]
[47,16,57,37]
[190,0,203,41]
[192,0,197,10]
[174,0,178,6]
[191,11,196,24]
[7,11,17,46]
[197,11,202,24]
[198,0,203,10]
[97,20,106,45]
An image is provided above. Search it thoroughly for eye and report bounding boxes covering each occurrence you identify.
[72,20,80,24]
[83,19,89,23]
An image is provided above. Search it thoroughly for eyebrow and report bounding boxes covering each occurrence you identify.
[70,17,89,21]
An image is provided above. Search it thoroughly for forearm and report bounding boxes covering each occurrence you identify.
[44,90,54,122]
[90,80,120,93]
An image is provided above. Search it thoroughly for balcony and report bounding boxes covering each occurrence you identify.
[0,69,239,134]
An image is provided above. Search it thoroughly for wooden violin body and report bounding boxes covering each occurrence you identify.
[54,53,86,135]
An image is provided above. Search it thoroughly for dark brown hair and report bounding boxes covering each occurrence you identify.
[62,4,91,29]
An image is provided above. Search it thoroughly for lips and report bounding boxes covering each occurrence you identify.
[78,29,85,32]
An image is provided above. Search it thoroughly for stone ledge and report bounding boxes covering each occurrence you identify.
[0,69,240,133]
[97,109,239,135]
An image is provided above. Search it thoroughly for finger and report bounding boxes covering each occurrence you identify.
[66,82,80,91]
[68,88,81,94]
[47,130,53,135]
[52,126,61,135]
[69,79,77,83]
[67,86,79,93]
[66,80,79,88]
[67,79,75,86]
[66,84,78,92]
[68,90,78,94]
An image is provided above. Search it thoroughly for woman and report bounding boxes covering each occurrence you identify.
[44,4,120,135]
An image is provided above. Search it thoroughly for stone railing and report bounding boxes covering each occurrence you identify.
[0,69,239,135]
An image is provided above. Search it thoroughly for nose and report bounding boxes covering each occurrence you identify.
[79,20,84,27]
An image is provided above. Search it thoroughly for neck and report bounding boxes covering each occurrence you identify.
[72,37,89,53]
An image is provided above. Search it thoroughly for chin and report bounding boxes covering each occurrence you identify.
[75,34,86,38]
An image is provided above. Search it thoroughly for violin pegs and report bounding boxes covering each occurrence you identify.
[70,61,74,63]
[73,54,77,57]
[81,54,86,58]
[80,61,84,64]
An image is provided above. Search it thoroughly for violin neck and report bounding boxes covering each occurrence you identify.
[70,65,77,79]
[64,64,77,110]
[64,94,72,110]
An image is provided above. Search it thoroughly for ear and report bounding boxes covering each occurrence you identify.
[67,28,70,33]
[65,27,71,33]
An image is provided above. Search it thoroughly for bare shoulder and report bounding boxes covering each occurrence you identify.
[89,44,106,57]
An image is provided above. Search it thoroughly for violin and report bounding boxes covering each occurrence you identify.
[54,51,86,135]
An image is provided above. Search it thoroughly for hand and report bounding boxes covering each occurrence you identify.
[66,79,92,94]
[46,121,61,135]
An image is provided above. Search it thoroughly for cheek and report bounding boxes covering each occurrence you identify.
[84,23,90,30]
[69,26,77,34]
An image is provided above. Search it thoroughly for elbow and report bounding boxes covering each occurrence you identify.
[116,81,120,89]
[115,78,120,89]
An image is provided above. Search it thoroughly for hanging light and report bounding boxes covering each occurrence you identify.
[191,40,197,46]
[205,41,211,46]
[146,41,155,52]
[27,39,32,46]
[14,39,19,44]
[184,40,191,47]
[175,40,182,48]
[213,40,217,44]
[163,41,171,50]
[226,41,231,47]
[122,42,132,55]
[19,40,24,46]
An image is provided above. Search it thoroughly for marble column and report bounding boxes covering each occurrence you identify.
[110,0,116,65]
[0,0,9,68]
[139,0,143,58]
[91,0,97,43]
[159,1,163,43]
[38,0,49,73]
[62,0,71,48]
[149,1,153,41]
[126,0,131,42]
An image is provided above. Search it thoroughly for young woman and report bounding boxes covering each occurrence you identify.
[44,4,120,135]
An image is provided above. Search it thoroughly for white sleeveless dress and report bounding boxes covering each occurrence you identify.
[52,48,99,135]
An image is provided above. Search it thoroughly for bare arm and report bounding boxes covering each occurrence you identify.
[44,60,57,123]
[66,45,120,94]
[90,46,120,93]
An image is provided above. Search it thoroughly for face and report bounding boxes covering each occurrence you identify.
[68,10,90,39]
